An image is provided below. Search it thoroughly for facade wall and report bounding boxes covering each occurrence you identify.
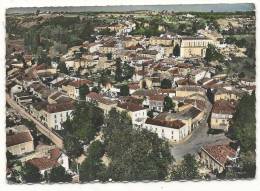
[143,123,189,142]
[47,110,73,130]
[211,113,233,131]
[201,150,224,173]
[7,141,34,156]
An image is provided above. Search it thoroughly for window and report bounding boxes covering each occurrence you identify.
[54,115,56,118]
[21,147,25,151]
[162,129,164,133]
[172,131,174,135]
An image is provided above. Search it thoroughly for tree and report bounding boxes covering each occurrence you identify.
[170,154,200,180]
[63,102,104,158]
[106,52,112,60]
[205,44,224,63]
[21,163,42,183]
[160,79,172,89]
[115,58,134,82]
[163,96,175,112]
[91,86,100,93]
[49,166,72,183]
[147,110,154,118]
[229,93,255,152]
[103,109,173,181]
[120,85,129,96]
[79,84,89,100]
[173,44,180,57]
[57,62,69,74]
[63,135,83,159]
[79,22,95,41]
[115,58,123,82]
[79,141,107,182]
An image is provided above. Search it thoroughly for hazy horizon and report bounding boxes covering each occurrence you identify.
[6,3,255,14]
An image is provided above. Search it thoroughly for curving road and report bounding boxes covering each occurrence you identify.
[170,94,231,161]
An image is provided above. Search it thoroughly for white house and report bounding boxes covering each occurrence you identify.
[144,118,189,143]
[10,84,23,99]
[116,103,147,128]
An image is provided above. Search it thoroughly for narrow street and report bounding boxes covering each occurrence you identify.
[6,94,64,149]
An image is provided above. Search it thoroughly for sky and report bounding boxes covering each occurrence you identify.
[6,3,255,14]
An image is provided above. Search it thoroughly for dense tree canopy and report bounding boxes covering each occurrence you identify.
[170,154,200,180]
[160,79,172,89]
[62,102,104,159]
[49,166,72,183]
[79,84,90,100]
[115,59,135,82]
[119,85,129,96]
[103,109,173,181]
[205,44,224,62]
[163,96,175,112]
[229,92,255,152]
[79,141,107,182]
[21,163,42,183]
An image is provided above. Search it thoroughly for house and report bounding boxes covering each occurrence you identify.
[30,101,75,130]
[62,79,93,100]
[159,89,176,98]
[190,69,211,83]
[10,84,23,99]
[116,102,147,128]
[48,91,72,104]
[200,143,237,173]
[149,36,173,46]
[176,86,206,97]
[156,106,204,131]
[211,100,236,131]
[136,50,161,61]
[144,118,189,143]
[86,92,117,115]
[128,82,140,94]
[25,148,69,176]
[148,95,165,112]
[6,125,34,156]
[99,40,118,54]
[214,88,243,102]
[29,82,53,100]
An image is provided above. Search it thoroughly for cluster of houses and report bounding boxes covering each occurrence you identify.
[6,12,255,179]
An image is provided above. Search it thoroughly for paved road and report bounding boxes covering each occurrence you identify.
[170,98,231,161]
[6,94,64,149]
[170,124,231,161]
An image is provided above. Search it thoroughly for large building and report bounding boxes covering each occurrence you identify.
[173,36,213,58]
[144,118,189,143]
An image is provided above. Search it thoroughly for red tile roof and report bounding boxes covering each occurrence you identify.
[27,157,59,171]
[86,92,103,100]
[50,148,62,161]
[145,118,185,129]
[44,101,75,113]
[128,82,140,90]
[159,89,176,94]
[149,95,165,102]
[212,100,236,115]
[6,132,33,147]
[117,102,145,112]
[202,144,236,166]
[68,79,92,88]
